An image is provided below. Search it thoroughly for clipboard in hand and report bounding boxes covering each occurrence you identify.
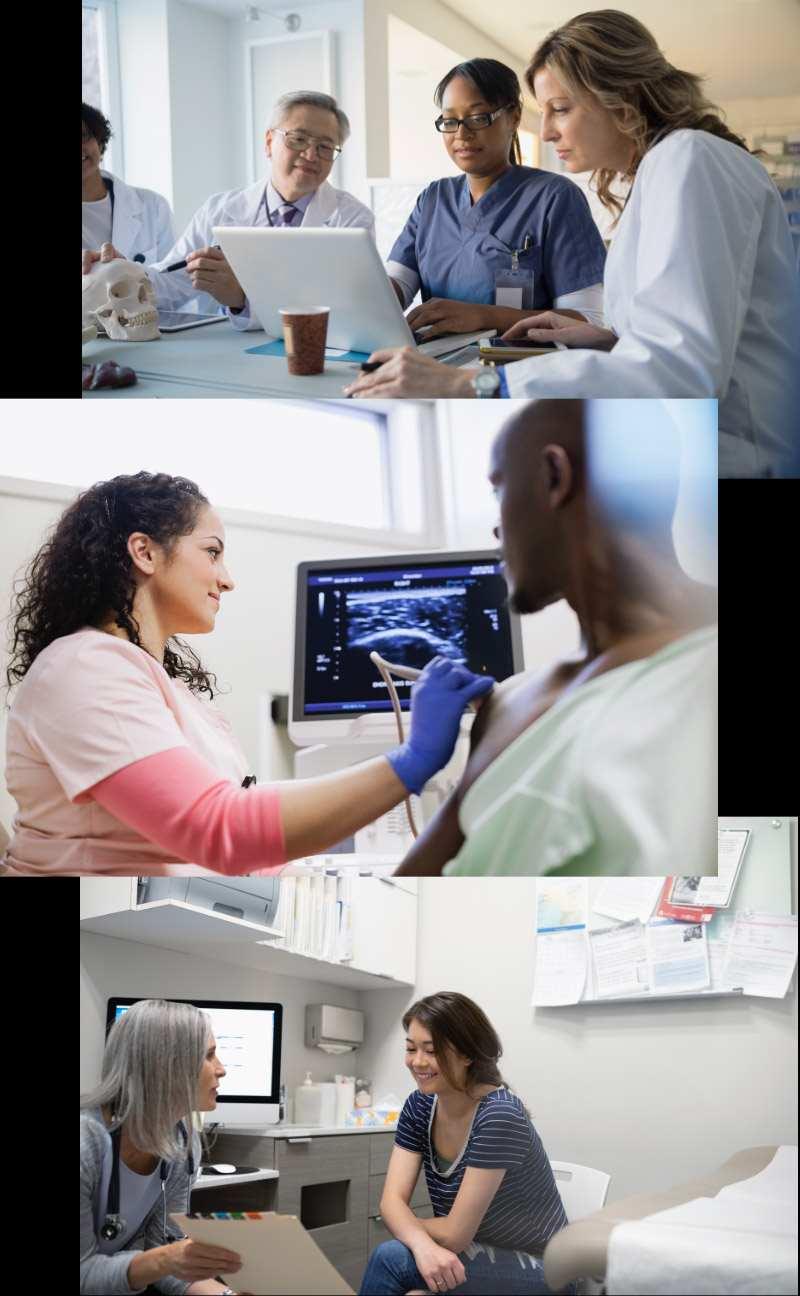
[171,1211,355,1296]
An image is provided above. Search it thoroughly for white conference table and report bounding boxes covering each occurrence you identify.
[82,327,369,398]
[82,327,482,399]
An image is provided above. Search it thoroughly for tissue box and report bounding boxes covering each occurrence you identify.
[344,1107,400,1128]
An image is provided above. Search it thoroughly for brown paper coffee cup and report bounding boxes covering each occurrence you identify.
[279,307,330,376]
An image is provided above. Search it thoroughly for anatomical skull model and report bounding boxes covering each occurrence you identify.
[82,259,160,341]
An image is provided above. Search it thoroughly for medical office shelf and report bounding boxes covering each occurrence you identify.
[79,878,417,989]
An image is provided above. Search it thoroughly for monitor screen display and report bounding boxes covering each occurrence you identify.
[295,551,522,718]
[106,998,282,1105]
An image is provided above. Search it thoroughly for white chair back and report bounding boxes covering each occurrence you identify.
[550,1160,611,1222]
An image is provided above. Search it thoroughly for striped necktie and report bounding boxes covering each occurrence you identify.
[273,202,300,227]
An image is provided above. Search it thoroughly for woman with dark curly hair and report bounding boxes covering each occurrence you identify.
[2,472,492,875]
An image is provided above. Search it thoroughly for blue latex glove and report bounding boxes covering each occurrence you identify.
[386,657,495,795]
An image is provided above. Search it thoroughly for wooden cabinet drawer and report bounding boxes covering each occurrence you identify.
[275,1134,369,1185]
[368,1132,396,1175]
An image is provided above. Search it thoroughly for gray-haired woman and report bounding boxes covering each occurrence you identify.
[80,999,243,1296]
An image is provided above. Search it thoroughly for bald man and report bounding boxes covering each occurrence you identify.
[395,399,718,877]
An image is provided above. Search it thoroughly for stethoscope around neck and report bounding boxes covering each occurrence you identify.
[100,1119,194,1244]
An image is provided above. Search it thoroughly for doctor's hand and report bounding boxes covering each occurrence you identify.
[387,657,494,795]
[82,242,125,274]
[342,348,474,398]
[160,1238,242,1282]
[185,246,246,310]
[501,311,617,351]
[407,297,498,338]
[412,1238,467,1292]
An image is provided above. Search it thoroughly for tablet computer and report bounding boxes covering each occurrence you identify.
[214,226,415,354]
[157,311,227,333]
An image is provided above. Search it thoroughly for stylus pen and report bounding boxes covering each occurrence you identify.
[165,244,221,272]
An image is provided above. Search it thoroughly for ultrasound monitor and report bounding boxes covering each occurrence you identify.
[290,549,523,746]
[106,997,283,1127]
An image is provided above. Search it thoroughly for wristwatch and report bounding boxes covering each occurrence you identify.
[470,366,502,398]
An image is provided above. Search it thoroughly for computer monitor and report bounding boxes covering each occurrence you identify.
[106,997,283,1127]
[291,549,524,746]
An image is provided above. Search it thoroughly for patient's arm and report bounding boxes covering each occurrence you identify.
[393,790,464,876]
[394,681,503,877]
[394,663,582,876]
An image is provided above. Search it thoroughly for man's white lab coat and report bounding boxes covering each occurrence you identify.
[503,130,800,479]
[146,177,375,329]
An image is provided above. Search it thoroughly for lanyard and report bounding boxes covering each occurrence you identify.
[510,235,532,272]
[104,176,116,221]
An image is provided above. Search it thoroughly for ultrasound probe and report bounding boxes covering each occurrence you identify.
[369,652,483,839]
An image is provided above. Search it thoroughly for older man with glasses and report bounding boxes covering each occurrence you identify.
[81,91,373,328]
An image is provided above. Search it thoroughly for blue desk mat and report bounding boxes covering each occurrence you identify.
[245,339,370,363]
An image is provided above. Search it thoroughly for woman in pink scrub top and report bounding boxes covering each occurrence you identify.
[2,472,492,876]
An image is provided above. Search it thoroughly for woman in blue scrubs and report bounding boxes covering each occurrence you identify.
[386,58,606,340]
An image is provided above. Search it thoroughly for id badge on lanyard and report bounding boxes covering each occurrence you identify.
[494,237,535,309]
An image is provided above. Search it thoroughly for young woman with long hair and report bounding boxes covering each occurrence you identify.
[360,992,572,1295]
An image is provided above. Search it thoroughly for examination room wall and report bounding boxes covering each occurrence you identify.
[80,928,363,1100]
[359,836,798,1202]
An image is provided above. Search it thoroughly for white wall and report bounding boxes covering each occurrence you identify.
[117,0,174,206]
[80,930,365,1102]
[364,0,535,180]
[167,0,234,231]
[225,0,369,208]
[360,821,798,1202]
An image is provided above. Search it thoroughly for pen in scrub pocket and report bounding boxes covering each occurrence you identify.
[165,243,221,272]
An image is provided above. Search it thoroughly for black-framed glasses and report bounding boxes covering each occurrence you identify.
[434,105,513,134]
[272,127,342,161]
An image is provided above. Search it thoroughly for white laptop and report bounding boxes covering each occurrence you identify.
[213,225,493,356]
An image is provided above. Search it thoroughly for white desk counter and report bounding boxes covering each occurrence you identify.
[82,329,366,399]
[82,331,480,399]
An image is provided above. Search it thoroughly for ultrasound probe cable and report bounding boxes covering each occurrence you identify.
[369,652,421,837]
[369,652,484,839]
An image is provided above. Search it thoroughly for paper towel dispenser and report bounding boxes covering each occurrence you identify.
[139,876,281,928]
[305,1004,364,1053]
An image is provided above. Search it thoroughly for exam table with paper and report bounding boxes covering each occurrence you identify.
[543,1145,797,1295]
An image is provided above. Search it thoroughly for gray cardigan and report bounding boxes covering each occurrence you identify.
[80,1107,202,1295]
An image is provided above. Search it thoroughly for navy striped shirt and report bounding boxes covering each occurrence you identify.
[395,1086,568,1255]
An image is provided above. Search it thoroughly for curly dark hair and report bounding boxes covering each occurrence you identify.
[82,102,113,155]
[5,471,220,698]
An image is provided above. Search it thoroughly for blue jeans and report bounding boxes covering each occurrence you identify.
[359,1238,576,1295]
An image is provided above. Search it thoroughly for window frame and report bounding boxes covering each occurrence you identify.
[0,404,445,551]
[83,0,124,177]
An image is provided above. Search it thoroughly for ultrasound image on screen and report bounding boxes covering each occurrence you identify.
[347,587,467,668]
[303,561,515,715]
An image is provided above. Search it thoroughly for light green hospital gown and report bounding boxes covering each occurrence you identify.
[444,625,717,877]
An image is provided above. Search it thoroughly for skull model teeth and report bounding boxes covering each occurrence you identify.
[82,259,161,341]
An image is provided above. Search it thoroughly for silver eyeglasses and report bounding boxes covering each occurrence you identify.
[434,105,513,134]
[272,128,342,161]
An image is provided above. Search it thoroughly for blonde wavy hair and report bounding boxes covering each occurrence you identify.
[526,9,753,219]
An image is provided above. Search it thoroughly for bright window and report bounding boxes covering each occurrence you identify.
[82,1,122,175]
[0,400,432,540]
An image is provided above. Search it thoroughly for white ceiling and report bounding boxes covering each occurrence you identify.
[439,0,800,102]
[177,0,800,100]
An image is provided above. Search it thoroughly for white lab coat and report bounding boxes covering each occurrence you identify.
[82,170,176,264]
[504,130,800,478]
[146,176,375,328]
